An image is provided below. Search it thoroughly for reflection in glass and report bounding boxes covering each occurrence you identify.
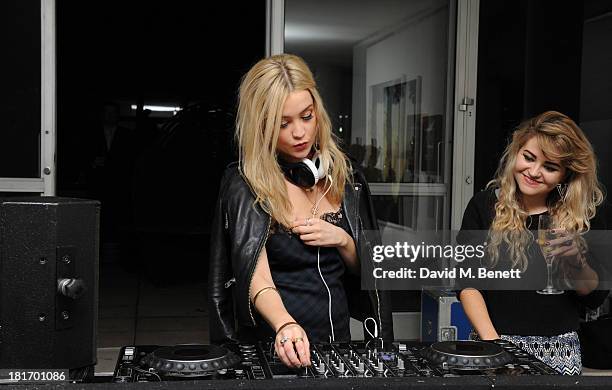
[372,195,444,232]
[285,0,452,232]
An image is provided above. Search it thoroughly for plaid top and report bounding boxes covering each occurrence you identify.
[261,209,351,342]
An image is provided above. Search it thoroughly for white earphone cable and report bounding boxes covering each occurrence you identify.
[312,176,335,341]
[317,247,335,342]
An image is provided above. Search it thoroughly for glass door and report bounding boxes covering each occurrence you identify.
[279,0,455,234]
[271,0,479,340]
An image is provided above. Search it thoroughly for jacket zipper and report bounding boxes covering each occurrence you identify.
[247,214,272,325]
[224,277,236,288]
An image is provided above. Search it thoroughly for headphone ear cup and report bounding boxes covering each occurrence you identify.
[278,152,328,189]
[301,158,320,184]
[279,159,317,188]
[311,152,326,181]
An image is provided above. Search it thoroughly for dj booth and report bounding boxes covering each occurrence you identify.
[4,340,612,389]
[1,199,611,389]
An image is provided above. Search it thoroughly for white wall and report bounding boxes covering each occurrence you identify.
[352,3,449,148]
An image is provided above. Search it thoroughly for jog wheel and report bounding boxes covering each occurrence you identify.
[421,340,513,370]
[143,344,240,377]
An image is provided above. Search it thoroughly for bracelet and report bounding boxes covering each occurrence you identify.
[276,321,299,334]
[252,286,278,307]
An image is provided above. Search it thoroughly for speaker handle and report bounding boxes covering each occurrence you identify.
[57,278,86,300]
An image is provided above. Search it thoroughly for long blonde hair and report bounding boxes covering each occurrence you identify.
[236,54,350,227]
[487,111,604,272]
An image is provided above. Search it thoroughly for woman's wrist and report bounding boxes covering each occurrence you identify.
[338,228,351,248]
[275,321,300,335]
[479,330,500,340]
[273,315,296,333]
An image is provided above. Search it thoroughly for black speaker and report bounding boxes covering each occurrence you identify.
[0,197,99,370]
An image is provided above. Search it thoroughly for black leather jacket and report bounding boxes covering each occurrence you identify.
[208,162,394,345]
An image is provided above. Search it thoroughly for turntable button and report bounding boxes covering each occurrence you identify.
[176,363,184,371]
[189,364,196,371]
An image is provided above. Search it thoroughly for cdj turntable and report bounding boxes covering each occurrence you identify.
[112,339,557,382]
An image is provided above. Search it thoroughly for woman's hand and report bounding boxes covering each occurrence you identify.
[546,230,585,268]
[546,230,600,294]
[274,322,311,368]
[290,217,351,248]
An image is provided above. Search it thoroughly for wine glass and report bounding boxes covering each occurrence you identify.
[537,215,564,295]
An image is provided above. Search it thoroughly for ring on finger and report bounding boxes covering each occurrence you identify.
[279,336,289,345]
[292,337,303,343]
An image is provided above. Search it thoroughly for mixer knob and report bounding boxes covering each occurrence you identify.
[357,362,365,374]
[163,363,173,370]
[462,358,469,365]
[201,362,209,370]
[175,363,184,371]
[397,358,405,370]
[473,359,480,365]
[449,357,457,364]
[189,364,196,371]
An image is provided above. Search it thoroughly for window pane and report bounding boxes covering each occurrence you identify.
[0,0,41,178]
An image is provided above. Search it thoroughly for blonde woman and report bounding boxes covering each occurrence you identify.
[208,54,393,368]
[458,111,609,375]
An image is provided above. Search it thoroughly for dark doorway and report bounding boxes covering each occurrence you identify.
[55,1,265,353]
[56,1,264,276]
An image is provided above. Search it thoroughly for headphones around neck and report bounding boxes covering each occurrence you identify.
[278,152,326,189]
